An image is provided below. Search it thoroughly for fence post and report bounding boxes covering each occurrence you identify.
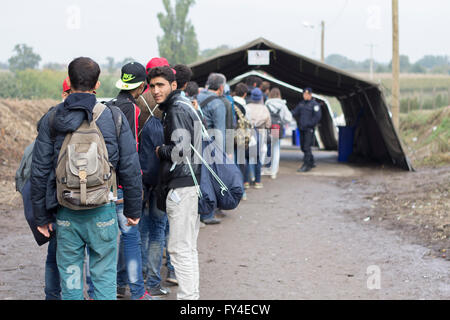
[432,87,436,109]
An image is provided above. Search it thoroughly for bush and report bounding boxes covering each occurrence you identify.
[0,69,120,100]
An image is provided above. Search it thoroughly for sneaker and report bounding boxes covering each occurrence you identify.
[148,285,171,297]
[201,217,221,225]
[298,165,312,173]
[139,291,161,300]
[166,269,178,286]
[244,182,250,189]
[215,209,227,218]
[117,286,127,299]
[254,182,264,189]
[242,192,247,201]
[271,173,277,180]
[200,221,206,228]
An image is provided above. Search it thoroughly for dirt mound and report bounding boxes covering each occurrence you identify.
[400,106,450,167]
[0,99,58,206]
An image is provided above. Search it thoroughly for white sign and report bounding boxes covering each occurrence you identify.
[248,50,270,66]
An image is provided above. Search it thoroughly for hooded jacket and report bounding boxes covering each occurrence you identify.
[265,98,293,125]
[31,93,142,226]
[157,90,201,190]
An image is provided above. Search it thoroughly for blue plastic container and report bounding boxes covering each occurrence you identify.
[338,126,355,162]
[292,129,301,147]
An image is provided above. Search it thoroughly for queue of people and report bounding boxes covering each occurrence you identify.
[18,56,322,300]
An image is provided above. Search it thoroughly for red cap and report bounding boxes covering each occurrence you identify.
[146,57,176,75]
[62,76,71,93]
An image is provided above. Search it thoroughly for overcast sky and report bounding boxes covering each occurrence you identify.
[0,0,449,67]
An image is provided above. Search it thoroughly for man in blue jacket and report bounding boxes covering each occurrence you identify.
[292,87,322,172]
[31,57,144,300]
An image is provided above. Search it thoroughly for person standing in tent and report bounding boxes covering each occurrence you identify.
[292,87,322,172]
[264,87,293,179]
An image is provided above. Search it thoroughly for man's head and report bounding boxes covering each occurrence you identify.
[250,88,263,103]
[148,66,177,104]
[246,76,262,89]
[62,76,71,100]
[174,64,193,91]
[234,82,248,98]
[146,57,172,74]
[206,73,226,96]
[185,81,199,97]
[261,81,270,95]
[68,57,101,93]
[116,62,147,98]
[303,87,313,101]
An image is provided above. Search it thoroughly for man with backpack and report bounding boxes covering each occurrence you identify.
[196,73,228,225]
[31,57,143,300]
[110,61,154,300]
[148,65,202,300]
[264,87,293,179]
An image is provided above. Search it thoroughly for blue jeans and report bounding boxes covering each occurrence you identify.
[139,190,174,288]
[56,203,118,300]
[45,228,61,300]
[116,189,145,299]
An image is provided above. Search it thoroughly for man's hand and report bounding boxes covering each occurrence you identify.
[155,146,160,159]
[37,223,53,238]
[126,217,140,227]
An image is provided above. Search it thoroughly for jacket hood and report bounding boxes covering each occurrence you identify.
[54,93,97,133]
[265,98,287,111]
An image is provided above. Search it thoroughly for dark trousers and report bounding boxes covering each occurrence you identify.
[300,129,315,166]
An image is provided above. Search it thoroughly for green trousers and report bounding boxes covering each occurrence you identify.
[56,202,118,300]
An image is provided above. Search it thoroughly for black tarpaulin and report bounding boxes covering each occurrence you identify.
[189,38,412,171]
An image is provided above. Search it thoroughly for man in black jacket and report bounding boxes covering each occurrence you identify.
[292,87,322,172]
[148,66,202,300]
[31,57,143,300]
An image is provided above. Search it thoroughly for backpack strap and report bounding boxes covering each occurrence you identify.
[48,107,58,142]
[199,95,220,108]
[101,100,123,139]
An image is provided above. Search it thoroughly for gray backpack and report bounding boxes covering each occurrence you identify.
[55,103,117,210]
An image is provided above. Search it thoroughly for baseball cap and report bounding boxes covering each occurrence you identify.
[146,57,176,75]
[304,87,313,94]
[115,62,147,90]
[62,76,71,93]
[250,88,263,102]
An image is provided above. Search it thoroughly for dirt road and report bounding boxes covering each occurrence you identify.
[0,150,449,300]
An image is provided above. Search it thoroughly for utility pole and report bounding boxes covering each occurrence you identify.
[366,43,377,80]
[392,0,400,129]
[321,20,325,62]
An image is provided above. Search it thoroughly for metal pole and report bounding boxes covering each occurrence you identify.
[392,0,400,129]
[321,21,325,62]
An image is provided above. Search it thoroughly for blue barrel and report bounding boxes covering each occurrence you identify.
[338,126,355,162]
[292,129,301,147]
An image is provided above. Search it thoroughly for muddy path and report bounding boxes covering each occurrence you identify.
[0,150,449,299]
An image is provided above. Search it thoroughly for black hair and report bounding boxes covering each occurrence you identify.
[174,64,193,89]
[185,81,199,97]
[148,66,176,84]
[68,57,100,91]
[234,82,248,97]
[245,76,262,88]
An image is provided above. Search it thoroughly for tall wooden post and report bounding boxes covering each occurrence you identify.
[321,21,325,63]
[392,0,400,128]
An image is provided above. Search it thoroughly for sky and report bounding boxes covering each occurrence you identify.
[0,0,449,67]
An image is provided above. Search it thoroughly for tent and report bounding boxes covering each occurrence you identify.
[189,37,412,171]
